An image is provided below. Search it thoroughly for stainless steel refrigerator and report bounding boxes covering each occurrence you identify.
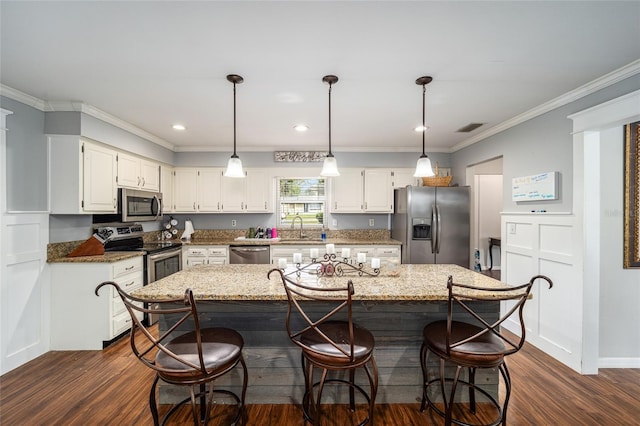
[391,186,470,267]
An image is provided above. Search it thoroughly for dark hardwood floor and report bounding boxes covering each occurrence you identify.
[1,324,639,425]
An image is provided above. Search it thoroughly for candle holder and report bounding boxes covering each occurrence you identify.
[285,253,380,278]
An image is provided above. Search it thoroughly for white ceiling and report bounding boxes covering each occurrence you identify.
[1,1,639,153]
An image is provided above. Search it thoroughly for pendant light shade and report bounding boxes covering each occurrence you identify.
[224,74,245,178]
[320,75,340,177]
[413,76,435,178]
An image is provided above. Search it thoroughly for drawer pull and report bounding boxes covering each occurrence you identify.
[125,281,135,287]
[125,265,135,270]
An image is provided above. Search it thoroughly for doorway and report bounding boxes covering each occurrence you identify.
[466,157,503,274]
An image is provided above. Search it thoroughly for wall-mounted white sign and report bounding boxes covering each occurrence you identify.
[512,172,558,201]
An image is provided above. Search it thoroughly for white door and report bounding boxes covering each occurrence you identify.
[1,109,50,374]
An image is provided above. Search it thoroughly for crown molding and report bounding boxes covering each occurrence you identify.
[0,85,176,151]
[0,84,47,110]
[452,59,640,152]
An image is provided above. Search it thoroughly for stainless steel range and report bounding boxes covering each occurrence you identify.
[94,223,182,324]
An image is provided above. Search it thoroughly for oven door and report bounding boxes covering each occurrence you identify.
[146,247,182,324]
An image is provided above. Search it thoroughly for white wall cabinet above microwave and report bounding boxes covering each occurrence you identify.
[49,136,118,214]
[117,152,160,192]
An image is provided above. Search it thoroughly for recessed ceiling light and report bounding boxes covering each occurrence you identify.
[294,124,309,132]
[172,124,186,131]
[414,125,429,132]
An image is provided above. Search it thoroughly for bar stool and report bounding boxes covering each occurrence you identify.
[268,268,378,426]
[95,281,248,425]
[420,274,553,426]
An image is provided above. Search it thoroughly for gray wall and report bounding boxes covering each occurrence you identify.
[1,96,47,211]
[451,74,640,213]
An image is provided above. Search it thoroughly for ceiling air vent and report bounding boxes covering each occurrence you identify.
[456,123,484,133]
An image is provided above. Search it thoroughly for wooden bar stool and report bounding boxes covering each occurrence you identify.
[268,268,378,426]
[420,274,553,426]
[96,282,248,425]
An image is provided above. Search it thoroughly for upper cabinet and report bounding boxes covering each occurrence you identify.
[331,169,365,213]
[221,168,273,213]
[330,168,394,213]
[50,136,118,214]
[174,167,272,214]
[392,169,419,189]
[160,164,174,213]
[172,168,220,213]
[117,152,160,191]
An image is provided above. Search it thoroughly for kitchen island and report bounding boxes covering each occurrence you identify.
[133,264,512,404]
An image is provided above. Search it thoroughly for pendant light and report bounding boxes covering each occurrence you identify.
[224,74,245,178]
[320,75,340,177]
[413,76,435,178]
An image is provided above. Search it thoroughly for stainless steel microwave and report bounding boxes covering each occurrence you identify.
[119,188,163,222]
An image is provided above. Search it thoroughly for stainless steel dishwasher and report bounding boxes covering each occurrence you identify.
[229,245,270,264]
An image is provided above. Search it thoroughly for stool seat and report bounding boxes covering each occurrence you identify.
[300,321,375,366]
[423,320,505,368]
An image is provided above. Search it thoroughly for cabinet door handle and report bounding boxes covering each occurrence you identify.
[125,265,135,270]
[142,177,145,186]
[334,202,337,209]
[113,198,117,208]
[265,202,267,210]
[137,176,141,186]
[365,202,367,210]
[193,202,196,210]
[217,202,220,210]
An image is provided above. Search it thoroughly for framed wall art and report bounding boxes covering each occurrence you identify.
[624,121,640,268]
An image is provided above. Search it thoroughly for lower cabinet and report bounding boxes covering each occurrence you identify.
[50,256,144,350]
[183,246,229,268]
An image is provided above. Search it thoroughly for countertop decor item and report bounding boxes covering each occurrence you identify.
[286,251,380,278]
[180,219,195,242]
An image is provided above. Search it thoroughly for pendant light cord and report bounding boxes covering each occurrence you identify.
[328,80,333,156]
[421,83,426,158]
[232,81,238,158]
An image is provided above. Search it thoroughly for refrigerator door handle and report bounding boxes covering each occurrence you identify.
[434,204,442,254]
[431,203,437,253]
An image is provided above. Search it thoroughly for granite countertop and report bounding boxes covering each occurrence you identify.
[183,237,402,246]
[48,251,144,263]
[132,264,515,302]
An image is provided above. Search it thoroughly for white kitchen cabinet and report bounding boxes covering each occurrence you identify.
[117,152,160,191]
[160,164,174,213]
[221,169,273,213]
[49,136,118,214]
[363,169,394,212]
[244,169,272,212]
[221,172,246,212]
[173,168,198,212]
[183,246,228,268]
[330,168,394,213]
[198,169,223,212]
[330,169,364,213]
[392,169,419,189]
[173,168,222,213]
[50,256,144,350]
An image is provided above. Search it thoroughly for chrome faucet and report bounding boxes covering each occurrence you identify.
[291,214,305,239]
